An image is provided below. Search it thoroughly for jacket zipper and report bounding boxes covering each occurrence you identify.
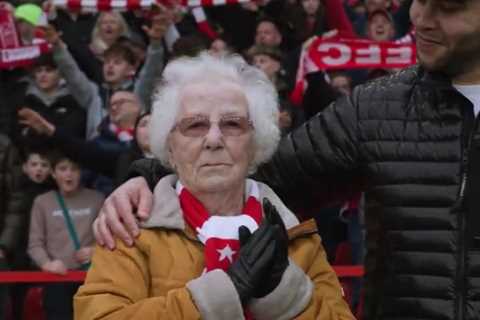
[456,108,477,320]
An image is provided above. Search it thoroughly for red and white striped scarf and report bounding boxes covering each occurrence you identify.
[176,179,262,272]
[0,7,51,69]
[52,0,251,11]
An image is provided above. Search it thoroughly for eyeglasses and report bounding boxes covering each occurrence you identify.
[172,115,253,137]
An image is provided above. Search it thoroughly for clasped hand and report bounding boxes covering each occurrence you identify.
[226,199,289,304]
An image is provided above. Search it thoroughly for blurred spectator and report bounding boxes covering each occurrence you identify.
[19,90,143,195]
[254,17,283,49]
[13,53,86,150]
[330,71,353,96]
[208,35,235,56]
[248,44,285,87]
[366,9,395,41]
[90,12,131,59]
[346,0,412,38]
[43,8,168,139]
[28,152,104,320]
[247,45,305,134]
[46,1,98,83]
[13,3,46,45]
[288,0,326,47]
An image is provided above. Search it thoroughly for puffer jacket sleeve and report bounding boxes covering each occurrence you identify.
[74,235,202,320]
[255,91,362,206]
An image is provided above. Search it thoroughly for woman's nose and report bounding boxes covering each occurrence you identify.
[204,123,224,149]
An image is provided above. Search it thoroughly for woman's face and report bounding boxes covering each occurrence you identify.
[302,0,321,16]
[136,115,151,153]
[99,13,124,43]
[167,81,255,194]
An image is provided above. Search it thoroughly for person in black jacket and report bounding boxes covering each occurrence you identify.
[13,53,86,150]
[92,1,480,319]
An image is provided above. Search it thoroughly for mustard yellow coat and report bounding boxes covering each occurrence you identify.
[74,176,355,320]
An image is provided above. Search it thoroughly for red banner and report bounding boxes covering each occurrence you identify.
[290,36,416,105]
[308,36,416,71]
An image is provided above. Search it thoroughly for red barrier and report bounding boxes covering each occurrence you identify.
[0,266,364,283]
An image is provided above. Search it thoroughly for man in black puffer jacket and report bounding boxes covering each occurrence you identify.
[91,1,480,319]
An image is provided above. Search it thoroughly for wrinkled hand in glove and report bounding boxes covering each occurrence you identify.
[253,198,289,298]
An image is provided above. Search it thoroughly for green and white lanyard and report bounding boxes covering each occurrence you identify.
[55,191,90,270]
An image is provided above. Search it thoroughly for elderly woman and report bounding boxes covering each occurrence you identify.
[74,53,353,320]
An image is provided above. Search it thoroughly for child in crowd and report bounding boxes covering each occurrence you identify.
[28,152,104,320]
[14,53,86,148]
[6,148,54,319]
[12,149,54,267]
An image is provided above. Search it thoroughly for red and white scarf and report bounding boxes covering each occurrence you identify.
[52,0,252,11]
[109,122,135,142]
[176,179,262,272]
[290,35,417,105]
[0,6,51,70]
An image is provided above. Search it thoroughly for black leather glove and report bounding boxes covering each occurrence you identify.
[253,198,290,298]
[226,222,277,304]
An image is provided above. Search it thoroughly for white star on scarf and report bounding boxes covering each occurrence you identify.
[217,244,236,263]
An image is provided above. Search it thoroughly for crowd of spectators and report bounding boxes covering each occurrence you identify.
[0,0,414,318]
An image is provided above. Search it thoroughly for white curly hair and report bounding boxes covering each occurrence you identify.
[150,52,280,173]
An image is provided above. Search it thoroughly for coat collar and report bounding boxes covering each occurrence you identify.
[140,174,300,233]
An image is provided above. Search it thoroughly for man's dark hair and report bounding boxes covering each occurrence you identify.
[104,42,137,66]
[47,149,79,169]
[32,53,57,71]
[172,34,209,58]
[21,145,53,163]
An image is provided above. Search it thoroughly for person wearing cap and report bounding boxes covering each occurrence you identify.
[366,9,396,41]
[14,3,47,45]
[345,0,412,39]
[247,45,305,135]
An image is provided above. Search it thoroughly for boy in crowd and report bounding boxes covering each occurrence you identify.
[5,148,54,319]
[14,53,86,148]
[248,44,305,134]
[28,152,104,320]
[43,8,171,139]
